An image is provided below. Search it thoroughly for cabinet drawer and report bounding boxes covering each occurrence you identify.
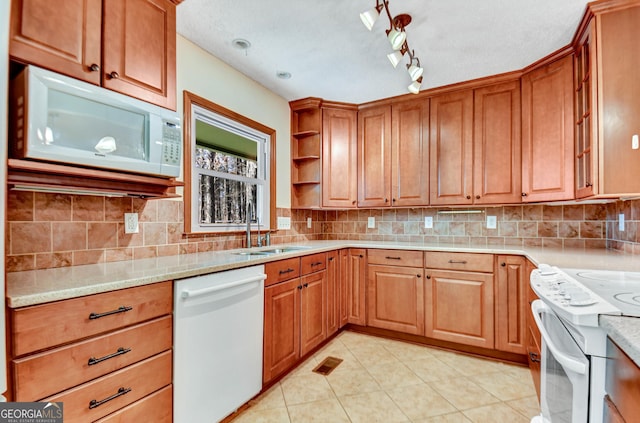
[265,258,301,286]
[13,316,172,401]
[44,351,172,423]
[95,385,172,423]
[425,252,493,273]
[301,252,327,274]
[368,249,423,267]
[11,281,173,357]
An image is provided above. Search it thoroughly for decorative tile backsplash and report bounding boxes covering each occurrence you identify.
[5,190,640,272]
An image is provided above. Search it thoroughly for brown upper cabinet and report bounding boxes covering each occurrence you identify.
[521,54,575,202]
[358,100,430,208]
[322,104,358,208]
[430,81,522,206]
[429,89,474,205]
[473,81,522,204]
[10,0,178,110]
[358,105,392,207]
[290,99,358,209]
[574,3,640,198]
[392,99,430,207]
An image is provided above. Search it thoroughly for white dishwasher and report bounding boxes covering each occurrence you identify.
[174,265,266,423]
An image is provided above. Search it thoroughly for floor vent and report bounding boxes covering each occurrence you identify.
[312,356,343,376]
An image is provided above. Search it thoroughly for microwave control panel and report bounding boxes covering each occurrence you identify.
[161,121,181,166]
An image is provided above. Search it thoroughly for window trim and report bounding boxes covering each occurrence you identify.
[183,91,276,234]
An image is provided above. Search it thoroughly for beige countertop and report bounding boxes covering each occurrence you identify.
[8,240,640,365]
[8,240,640,308]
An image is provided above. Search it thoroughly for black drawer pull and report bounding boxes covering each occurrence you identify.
[89,387,131,409]
[303,283,309,288]
[88,347,132,366]
[529,352,541,363]
[311,261,323,266]
[279,268,295,275]
[448,260,468,264]
[89,306,133,320]
[385,256,402,260]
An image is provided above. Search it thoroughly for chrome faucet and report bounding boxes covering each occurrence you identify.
[246,202,253,248]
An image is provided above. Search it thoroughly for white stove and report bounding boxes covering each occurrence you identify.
[529,264,640,423]
[561,268,640,317]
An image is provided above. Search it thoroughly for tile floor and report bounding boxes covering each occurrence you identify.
[233,331,540,423]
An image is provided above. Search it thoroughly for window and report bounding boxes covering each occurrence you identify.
[184,92,276,234]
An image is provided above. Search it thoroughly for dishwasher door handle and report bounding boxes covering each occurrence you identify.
[181,274,267,299]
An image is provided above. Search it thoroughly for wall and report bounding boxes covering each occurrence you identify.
[7,193,640,272]
[176,35,291,208]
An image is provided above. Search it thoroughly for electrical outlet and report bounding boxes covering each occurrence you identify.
[424,216,433,229]
[486,215,497,229]
[277,216,291,230]
[367,216,375,229]
[124,213,139,234]
[619,213,625,231]
[633,134,639,150]
[307,217,312,229]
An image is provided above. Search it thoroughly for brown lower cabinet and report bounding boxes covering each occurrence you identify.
[424,252,495,349]
[367,249,424,335]
[8,281,174,420]
[263,253,329,384]
[605,337,640,423]
[340,248,367,326]
[495,255,528,354]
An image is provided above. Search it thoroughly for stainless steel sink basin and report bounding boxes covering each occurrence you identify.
[260,247,310,254]
[233,246,310,256]
[234,251,273,256]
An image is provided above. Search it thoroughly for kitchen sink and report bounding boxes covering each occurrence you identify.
[233,246,311,256]
[234,251,274,256]
[260,246,310,254]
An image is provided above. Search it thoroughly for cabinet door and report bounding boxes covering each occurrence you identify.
[323,107,358,208]
[367,265,424,335]
[574,22,597,199]
[300,271,327,356]
[473,81,522,204]
[521,54,574,202]
[424,269,494,348]
[342,249,367,326]
[599,7,640,195]
[263,279,300,383]
[495,255,527,354]
[429,89,474,205]
[391,99,430,206]
[358,106,392,207]
[9,0,102,84]
[102,0,176,110]
[338,249,349,328]
[326,251,340,336]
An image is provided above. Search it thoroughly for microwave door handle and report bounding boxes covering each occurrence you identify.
[531,300,588,375]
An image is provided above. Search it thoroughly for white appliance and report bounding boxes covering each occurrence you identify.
[174,265,266,423]
[9,65,181,178]
[529,265,640,423]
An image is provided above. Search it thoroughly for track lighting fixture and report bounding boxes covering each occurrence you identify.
[360,0,424,94]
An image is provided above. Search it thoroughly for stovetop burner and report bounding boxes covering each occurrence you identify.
[562,268,640,317]
[613,292,640,307]
[574,271,640,283]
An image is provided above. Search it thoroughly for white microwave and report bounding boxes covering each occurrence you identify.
[9,65,181,178]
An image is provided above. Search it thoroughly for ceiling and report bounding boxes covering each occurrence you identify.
[176,0,591,104]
